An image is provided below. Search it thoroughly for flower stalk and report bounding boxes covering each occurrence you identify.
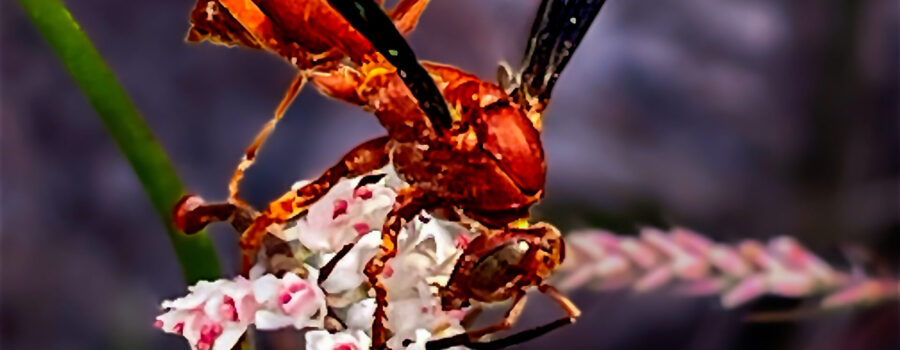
[18,0,221,283]
[558,227,899,310]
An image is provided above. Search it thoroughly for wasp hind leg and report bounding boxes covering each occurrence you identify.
[424,293,528,350]
[425,284,580,350]
[228,73,307,206]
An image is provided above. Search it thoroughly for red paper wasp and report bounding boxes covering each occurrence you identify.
[175,0,606,348]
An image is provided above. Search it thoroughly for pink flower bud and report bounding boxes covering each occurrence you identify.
[722,274,766,308]
[220,296,238,321]
[634,267,673,292]
[332,199,349,219]
[619,238,658,269]
[353,222,371,235]
[354,186,373,200]
[709,245,750,277]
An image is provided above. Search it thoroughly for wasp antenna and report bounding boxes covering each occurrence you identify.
[517,0,607,113]
[326,0,453,132]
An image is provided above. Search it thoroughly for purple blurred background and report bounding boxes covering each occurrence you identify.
[2,0,898,349]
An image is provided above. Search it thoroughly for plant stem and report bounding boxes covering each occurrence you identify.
[18,0,221,284]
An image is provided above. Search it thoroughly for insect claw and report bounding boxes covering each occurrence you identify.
[173,194,204,232]
[173,194,236,234]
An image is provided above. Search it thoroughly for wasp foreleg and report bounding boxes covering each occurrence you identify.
[238,136,390,274]
[365,187,433,349]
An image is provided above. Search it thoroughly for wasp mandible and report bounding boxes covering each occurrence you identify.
[175,0,606,348]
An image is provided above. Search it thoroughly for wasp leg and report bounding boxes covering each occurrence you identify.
[318,242,356,285]
[469,285,578,350]
[426,285,579,350]
[464,292,531,343]
[173,196,237,234]
[173,194,257,234]
[538,284,581,319]
[431,317,574,350]
[424,295,526,350]
[228,73,307,205]
[390,0,431,34]
[310,67,368,106]
[365,187,433,349]
[238,136,390,273]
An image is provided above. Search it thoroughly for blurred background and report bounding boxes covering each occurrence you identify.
[2,0,898,349]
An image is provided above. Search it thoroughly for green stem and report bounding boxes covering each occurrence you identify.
[19,0,221,284]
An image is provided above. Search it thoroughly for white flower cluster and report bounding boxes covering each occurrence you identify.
[157,168,471,350]
[155,272,326,350]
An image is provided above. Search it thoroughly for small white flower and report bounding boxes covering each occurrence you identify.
[321,231,383,293]
[386,295,466,349]
[383,217,464,300]
[305,329,371,350]
[402,329,434,350]
[252,272,327,330]
[320,214,464,296]
[156,277,256,350]
[285,174,396,252]
[407,215,464,263]
[345,298,377,331]
[157,273,327,349]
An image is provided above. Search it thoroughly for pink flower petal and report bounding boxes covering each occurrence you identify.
[674,278,726,296]
[280,293,292,304]
[219,296,237,321]
[589,230,622,252]
[619,238,658,269]
[556,266,596,291]
[634,267,673,292]
[722,274,766,308]
[739,240,781,270]
[709,244,751,277]
[640,228,685,259]
[767,270,816,297]
[353,222,371,235]
[332,199,349,219]
[671,227,713,256]
[821,280,899,309]
[642,228,709,279]
[672,255,710,280]
[596,254,631,277]
[354,186,373,200]
[769,236,835,284]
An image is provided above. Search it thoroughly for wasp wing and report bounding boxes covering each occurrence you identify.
[517,0,606,112]
[326,0,453,132]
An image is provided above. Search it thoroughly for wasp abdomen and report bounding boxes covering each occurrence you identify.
[468,240,533,301]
